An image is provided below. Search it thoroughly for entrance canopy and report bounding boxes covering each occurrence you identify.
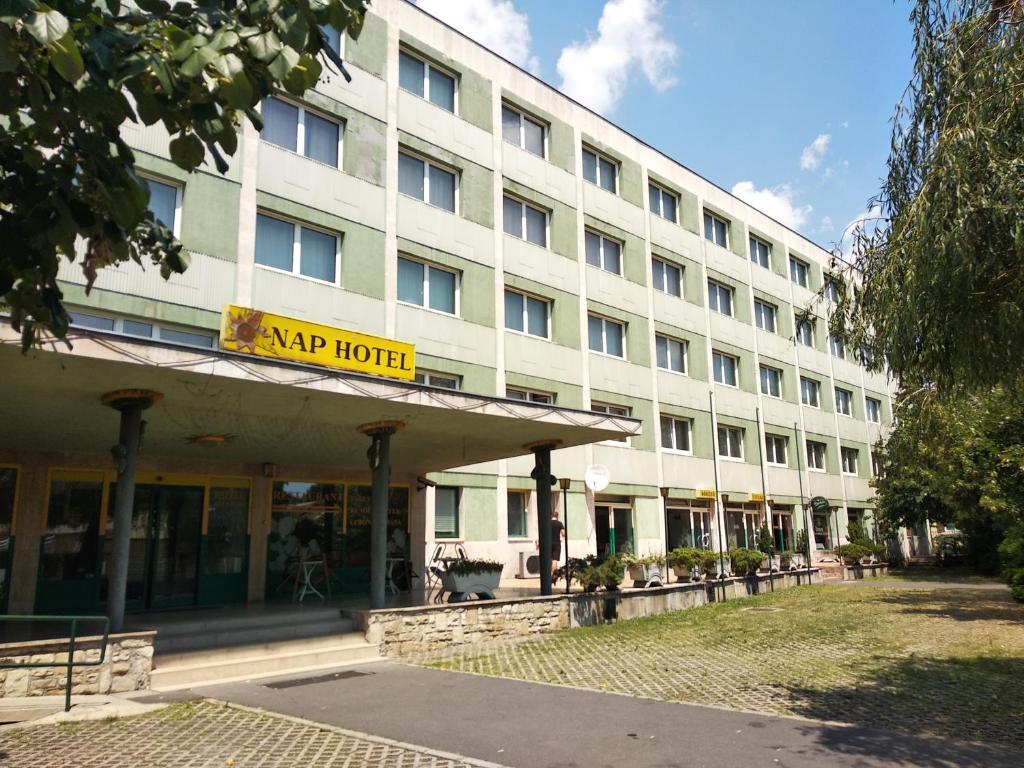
[0,327,640,471]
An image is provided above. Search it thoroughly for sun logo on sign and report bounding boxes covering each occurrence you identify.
[224,308,270,354]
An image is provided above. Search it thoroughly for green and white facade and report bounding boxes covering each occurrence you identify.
[0,0,893,615]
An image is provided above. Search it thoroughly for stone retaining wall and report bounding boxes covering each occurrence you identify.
[0,631,155,697]
[352,569,822,657]
[842,563,890,580]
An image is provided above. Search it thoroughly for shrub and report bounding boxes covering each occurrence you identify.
[701,550,724,573]
[622,553,666,568]
[795,528,810,556]
[757,524,774,555]
[834,543,872,563]
[446,558,504,576]
[1007,568,1024,603]
[730,547,765,577]
[933,532,965,564]
[669,547,705,571]
[601,555,625,589]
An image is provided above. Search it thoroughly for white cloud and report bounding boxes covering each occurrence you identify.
[556,0,678,115]
[837,204,884,259]
[840,120,849,129]
[731,181,813,231]
[820,216,834,233]
[799,133,831,171]
[415,0,539,73]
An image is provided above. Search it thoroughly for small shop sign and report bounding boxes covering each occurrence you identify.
[696,488,717,499]
[220,305,415,380]
[810,495,831,514]
[749,492,765,502]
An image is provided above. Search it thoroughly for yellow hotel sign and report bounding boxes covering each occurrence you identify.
[696,488,717,499]
[220,305,415,380]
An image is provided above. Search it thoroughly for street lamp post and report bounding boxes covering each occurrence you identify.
[660,486,670,583]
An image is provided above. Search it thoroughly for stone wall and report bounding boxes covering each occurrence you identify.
[0,631,155,697]
[842,563,890,580]
[353,570,822,657]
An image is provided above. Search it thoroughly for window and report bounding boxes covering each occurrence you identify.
[399,50,455,112]
[866,397,882,423]
[142,177,181,235]
[503,195,547,247]
[507,490,529,538]
[841,447,859,475]
[656,335,687,374]
[648,183,678,222]
[68,310,215,348]
[398,151,456,212]
[582,146,617,193]
[591,402,630,443]
[795,317,814,347]
[660,415,691,453]
[434,486,460,538]
[397,256,458,315]
[754,300,777,333]
[501,104,545,157]
[652,257,682,297]
[829,335,846,359]
[789,257,809,287]
[319,24,342,56]
[255,213,338,283]
[835,387,853,416]
[707,280,733,316]
[504,288,549,338]
[871,451,882,478]
[712,350,738,387]
[806,440,826,470]
[585,230,622,275]
[800,377,821,408]
[588,315,625,357]
[718,425,744,459]
[765,434,788,466]
[759,365,782,398]
[414,371,460,389]
[749,236,771,269]
[261,97,341,167]
[507,388,554,404]
[825,278,841,303]
[703,211,728,248]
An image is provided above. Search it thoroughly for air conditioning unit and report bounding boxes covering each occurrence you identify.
[517,551,541,578]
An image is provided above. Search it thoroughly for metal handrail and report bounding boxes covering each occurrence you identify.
[0,615,110,712]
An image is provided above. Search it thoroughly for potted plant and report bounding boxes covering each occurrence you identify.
[669,547,705,582]
[730,547,765,578]
[793,529,810,569]
[757,524,780,572]
[558,556,602,593]
[703,549,731,578]
[441,558,503,598]
[623,554,667,588]
[779,550,798,570]
[834,543,871,566]
[600,555,625,591]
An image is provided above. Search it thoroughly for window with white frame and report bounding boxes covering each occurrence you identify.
[582,146,617,193]
[588,314,625,357]
[660,415,692,453]
[866,397,882,423]
[712,350,738,387]
[789,256,809,287]
[397,256,458,315]
[841,446,859,475]
[825,278,841,303]
[648,182,678,222]
[765,434,788,465]
[749,236,771,269]
[707,280,733,316]
[319,24,342,56]
[806,440,826,470]
[835,387,853,416]
[655,334,687,374]
[399,49,455,112]
[718,425,744,459]
[795,316,814,347]
[829,334,846,359]
[141,176,181,235]
[754,299,777,333]
[68,309,215,348]
[506,387,554,404]
[501,103,545,157]
[800,376,821,408]
[261,96,341,167]
[591,402,630,443]
[585,229,622,275]
[759,365,782,398]
[504,288,549,338]
[507,490,529,538]
[871,451,882,477]
[398,151,456,212]
[703,210,728,248]
[652,258,682,297]
[434,486,460,538]
[503,195,547,247]
[414,370,461,390]
[255,213,338,283]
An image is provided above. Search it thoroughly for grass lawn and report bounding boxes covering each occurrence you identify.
[424,583,1024,748]
[882,565,1003,583]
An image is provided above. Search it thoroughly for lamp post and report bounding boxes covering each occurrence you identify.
[660,486,670,583]
[560,477,571,594]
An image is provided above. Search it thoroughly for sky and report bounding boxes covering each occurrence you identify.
[412,0,913,252]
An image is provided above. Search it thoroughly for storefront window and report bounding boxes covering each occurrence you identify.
[206,485,250,574]
[42,472,104,581]
[268,482,343,572]
[344,486,410,567]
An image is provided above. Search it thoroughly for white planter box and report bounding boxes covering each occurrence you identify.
[706,557,732,578]
[628,563,666,588]
[441,569,501,599]
[672,565,703,582]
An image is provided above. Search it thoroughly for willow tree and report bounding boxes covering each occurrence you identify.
[829,0,1024,393]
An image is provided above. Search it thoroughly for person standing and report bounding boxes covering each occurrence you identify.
[549,508,565,582]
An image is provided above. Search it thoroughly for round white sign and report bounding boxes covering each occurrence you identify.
[584,464,610,492]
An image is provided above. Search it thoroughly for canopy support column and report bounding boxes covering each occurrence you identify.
[527,440,561,596]
[359,420,405,610]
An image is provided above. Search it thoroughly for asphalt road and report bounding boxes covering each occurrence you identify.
[196,661,1016,768]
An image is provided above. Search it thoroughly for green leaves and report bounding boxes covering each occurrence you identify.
[168,133,204,170]
[48,32,82,82]
[24,7,67,45]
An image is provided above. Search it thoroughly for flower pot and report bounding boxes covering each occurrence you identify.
[768,555,782,572]
[628,563,665,588]
[706,558,732,578]
[441,569,501,599]
[672,565,703,582]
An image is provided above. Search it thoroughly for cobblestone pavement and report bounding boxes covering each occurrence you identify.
[419,584,1024,749]
[0,700,499,768]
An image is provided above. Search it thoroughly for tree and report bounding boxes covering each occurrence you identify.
[828,0,1024,393]
[0,0,368,349]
